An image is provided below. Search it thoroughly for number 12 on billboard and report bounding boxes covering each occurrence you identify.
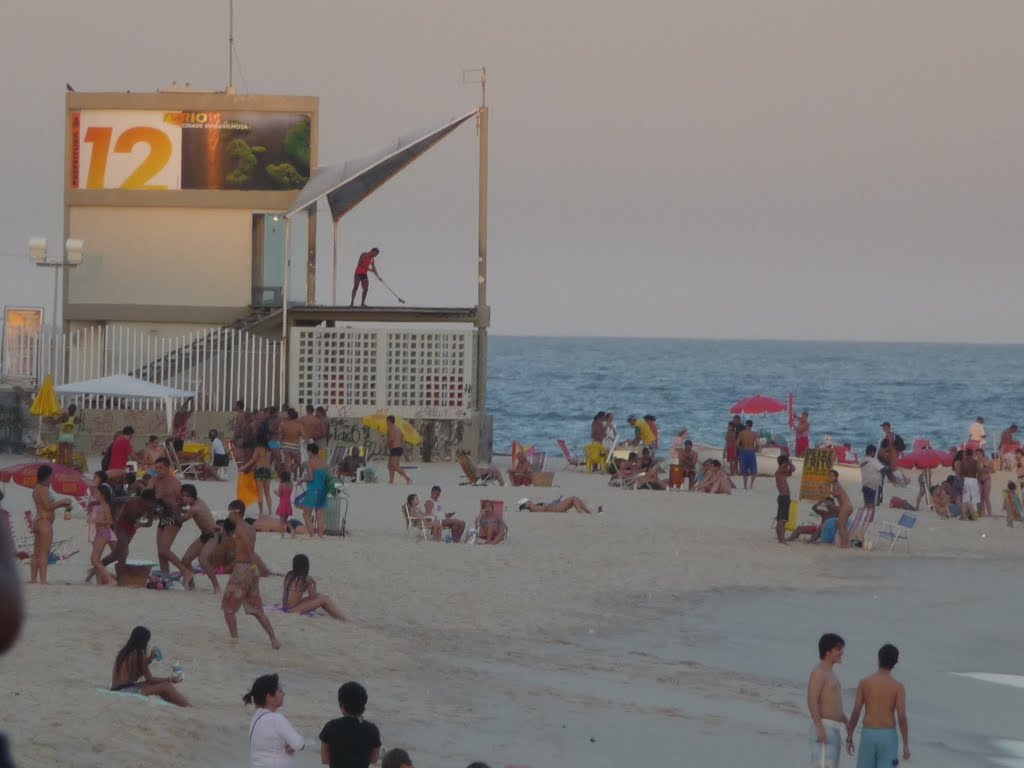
[71,110,182,190]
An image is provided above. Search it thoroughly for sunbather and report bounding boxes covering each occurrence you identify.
[474,500,507,544]
[281,554,345,620]
[508,448,534,486]
[517,496,596,514]
[111,625,189,707]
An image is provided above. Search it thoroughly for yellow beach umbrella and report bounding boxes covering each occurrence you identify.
[30,375,62,417]
[362,413,422,446]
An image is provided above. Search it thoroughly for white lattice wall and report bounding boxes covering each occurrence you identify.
[291,325,475,419]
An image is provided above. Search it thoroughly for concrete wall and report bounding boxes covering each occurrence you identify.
[68,207,252,309]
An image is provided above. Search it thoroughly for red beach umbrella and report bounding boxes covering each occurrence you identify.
[0,461,89,496]
[730,395,787,416]
[896,448,954,471]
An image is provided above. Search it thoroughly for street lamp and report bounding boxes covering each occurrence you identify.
[28,237,85,376]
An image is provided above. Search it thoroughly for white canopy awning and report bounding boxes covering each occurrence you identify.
[56,375,195,432]
[286,109,478,221]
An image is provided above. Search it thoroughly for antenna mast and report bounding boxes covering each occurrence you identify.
[227,0,235,93]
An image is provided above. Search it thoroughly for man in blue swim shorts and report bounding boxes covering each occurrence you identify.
[807,633,849,767]
[735,419,759,490]
[847,644,910,767]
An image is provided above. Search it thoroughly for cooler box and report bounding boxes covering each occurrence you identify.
[322,496,348,537]
[115,559,157,588]
[532,471,555,487]
[668,465,685,489]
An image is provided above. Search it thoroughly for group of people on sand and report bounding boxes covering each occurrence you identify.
[807,633,910,768]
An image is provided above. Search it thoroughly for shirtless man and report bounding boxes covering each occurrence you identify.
[679,439,699,490]
[90,491,157,577]
[152,457,191,585]
[807,632,848,768]
[278,408,305,474]
[386,416,411,484]
[735,420,759,490]
[315,407,329,450]
[725,414,742,475]
[178,485,222,592]
[30,465,72,585]
[774,455,796,543]
[300,405,321,452]
[831,470,854,549]
[846,644,910,766]
[960,448,980,520]
[222,499,280,649]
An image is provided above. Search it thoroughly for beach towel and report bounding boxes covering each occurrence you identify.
[236,471,260,508]
[270,603,325,618]
[96,687,173,706]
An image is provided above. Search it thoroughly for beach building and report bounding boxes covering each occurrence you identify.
[1,86,491,459]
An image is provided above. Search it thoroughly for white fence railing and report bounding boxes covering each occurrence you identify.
[1,323,280,411]
[290,325,475,419]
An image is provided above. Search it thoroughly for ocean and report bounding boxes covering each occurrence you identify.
[489,337,1024,455]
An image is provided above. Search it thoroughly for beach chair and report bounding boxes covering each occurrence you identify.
[401,503,434,542]
[14,510,78,566]
[457,453,498,486]
[530,451,548,473]
[556,439,586,471]
[875,512,917,553]
[608,460,643,490]
[167,443,203,481]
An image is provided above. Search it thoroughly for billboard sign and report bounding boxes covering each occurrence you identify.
[70,109,311,191]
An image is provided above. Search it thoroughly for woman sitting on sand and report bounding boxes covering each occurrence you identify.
[111,625,189,707]
[473,500,507,544]
[696,460,733,494]
[517,496,597,514]
[281,554,345,620]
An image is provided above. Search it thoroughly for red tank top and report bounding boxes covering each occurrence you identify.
[355,252,375,275]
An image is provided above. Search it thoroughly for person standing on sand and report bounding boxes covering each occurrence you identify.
[859,446,884,519]
[386,416,411,484]
[831,470,854,549]
[795,411,811,458]
[30,464,72,585]
[350,247,380,307]
[736,420,759,490]
[222,500,280,649]
[178,485,222,593]
[960,447,981,520]
[969,416,986,451]
[319,681,382,768]
[807,632,848,768]
[774,455,795,544]
[725,414,742,475]
[846,644,910,767]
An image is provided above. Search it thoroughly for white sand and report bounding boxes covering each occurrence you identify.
[3,459,1020,767]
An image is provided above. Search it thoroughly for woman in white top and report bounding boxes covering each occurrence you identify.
[244,673,304,768]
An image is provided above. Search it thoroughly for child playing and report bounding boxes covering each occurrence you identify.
[275,472,294,539]
[210,430,229,480]
[281,554,346,620]
[89,483,117,586]
[239,438,273,516]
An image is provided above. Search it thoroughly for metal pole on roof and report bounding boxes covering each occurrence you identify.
[281,216,291,403]
[475,73,489,415]
[332,218,339,306]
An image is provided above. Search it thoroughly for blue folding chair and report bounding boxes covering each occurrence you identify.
[876,513,917,553]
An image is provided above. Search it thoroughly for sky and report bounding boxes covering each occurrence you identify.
[1,0,1021,342]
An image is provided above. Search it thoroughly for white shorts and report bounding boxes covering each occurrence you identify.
[963,477,981,505]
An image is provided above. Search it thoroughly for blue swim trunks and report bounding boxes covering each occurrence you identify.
[857,727,899,768]
[809,720,843,767]
[739,449,757,475]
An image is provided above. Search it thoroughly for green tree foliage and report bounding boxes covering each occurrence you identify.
[226,139,265,188]
[266,163,307,190]
[283,117,311,175]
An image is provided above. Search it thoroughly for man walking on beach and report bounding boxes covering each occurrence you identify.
[774,454,795,544]
[350,247,380,307]
[846,643,910,767]
[386,416,411,485]
[736,420,759,490]
[832,470,854,548]
[222,500,280,649]
[807,632,849,768]
[859,446,884,520]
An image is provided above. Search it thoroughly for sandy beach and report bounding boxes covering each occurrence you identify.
[4,457,1023,767]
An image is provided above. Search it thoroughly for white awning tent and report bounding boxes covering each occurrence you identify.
[55,374,195,433]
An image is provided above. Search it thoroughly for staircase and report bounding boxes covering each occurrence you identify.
[128,308,278,385]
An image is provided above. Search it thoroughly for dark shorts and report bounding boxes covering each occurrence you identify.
[255,467,273,481]
[739,449,757,475]
[213,454,229,467]
[776,494,791,520]
[199,531,216,544]
[862,486,877,505]
[389,447,404,457]
[354,273,369,286]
